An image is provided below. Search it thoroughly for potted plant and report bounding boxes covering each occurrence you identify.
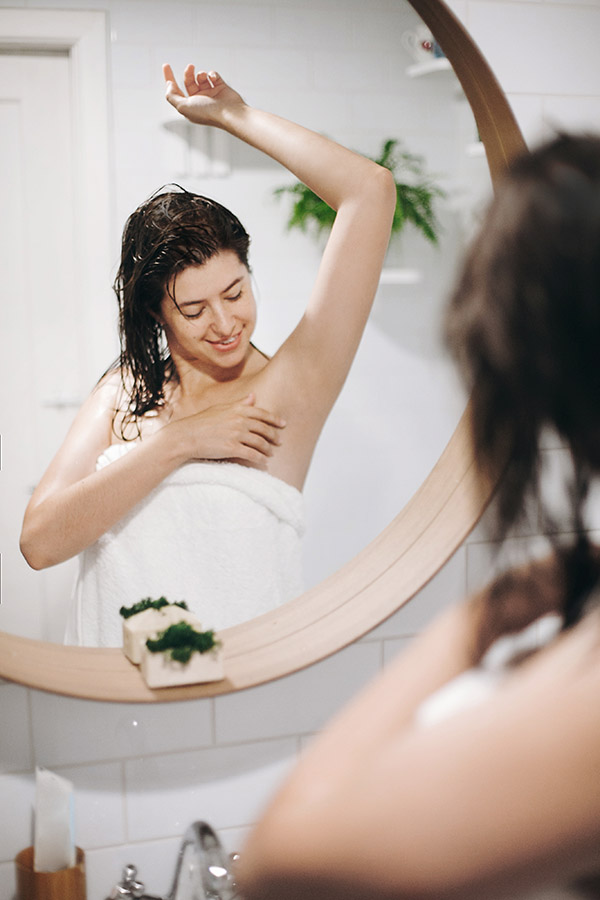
[274,138,445,245]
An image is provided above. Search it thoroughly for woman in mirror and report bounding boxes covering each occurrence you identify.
[19,66,396,646]
[238,133,600,900]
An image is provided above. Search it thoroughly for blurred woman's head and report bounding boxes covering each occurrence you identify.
[445,133,600,624]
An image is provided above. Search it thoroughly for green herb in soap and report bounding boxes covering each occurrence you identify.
[119,596,189,619]
[146,623,220,664]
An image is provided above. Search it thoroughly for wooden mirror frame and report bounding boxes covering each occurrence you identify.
[0,0,526,702]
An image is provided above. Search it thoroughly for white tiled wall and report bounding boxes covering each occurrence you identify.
[2,1,600,898]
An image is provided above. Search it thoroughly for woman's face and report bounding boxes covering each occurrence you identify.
[159,250,256,375]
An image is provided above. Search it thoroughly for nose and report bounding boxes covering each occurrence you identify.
[210,301,234,337]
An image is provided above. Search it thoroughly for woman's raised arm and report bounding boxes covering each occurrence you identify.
[163,65,397,415]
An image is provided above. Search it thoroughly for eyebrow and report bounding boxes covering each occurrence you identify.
[178,276,243,308]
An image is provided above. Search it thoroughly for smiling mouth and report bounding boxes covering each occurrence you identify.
[209,333,242,352]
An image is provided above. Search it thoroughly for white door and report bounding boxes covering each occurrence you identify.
[0,50,83,641]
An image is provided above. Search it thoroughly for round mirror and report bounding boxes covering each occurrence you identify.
[0,0,525,700]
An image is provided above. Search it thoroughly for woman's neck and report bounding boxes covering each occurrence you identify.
[167,342,267,402]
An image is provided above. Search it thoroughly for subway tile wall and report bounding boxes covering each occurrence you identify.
[2,0,600,897]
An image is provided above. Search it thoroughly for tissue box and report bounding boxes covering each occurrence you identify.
[123,606,203,665]
[140,646,224,688]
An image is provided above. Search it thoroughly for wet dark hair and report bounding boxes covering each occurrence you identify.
[445,133,600,627]
[112,186,251,435]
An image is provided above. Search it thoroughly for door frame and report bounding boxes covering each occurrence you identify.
[0,8,113,386]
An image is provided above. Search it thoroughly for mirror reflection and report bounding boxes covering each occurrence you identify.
[0,0,490,647]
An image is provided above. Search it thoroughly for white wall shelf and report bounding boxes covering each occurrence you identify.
[379,268,422,285]
[466,141,485,157]
[406,57,452,78]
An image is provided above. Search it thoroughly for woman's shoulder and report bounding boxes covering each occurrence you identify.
[81,366,126,422]
[92,365,143,439]
[103,365,177,441]
[93,365,128,403]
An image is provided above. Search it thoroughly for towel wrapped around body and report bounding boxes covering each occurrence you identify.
[65,444,305,647]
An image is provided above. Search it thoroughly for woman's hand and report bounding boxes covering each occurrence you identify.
[163,63,245,128]
[169,393,286,466]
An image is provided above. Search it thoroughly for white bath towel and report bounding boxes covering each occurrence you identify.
[65,445,305,647]
[415,614,563,728]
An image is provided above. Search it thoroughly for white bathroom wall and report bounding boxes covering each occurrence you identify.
[2,1,600,897]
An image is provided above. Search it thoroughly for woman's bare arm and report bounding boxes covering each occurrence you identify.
[239,565,600,900]
[164,66,397,423]
[20,375,285,569]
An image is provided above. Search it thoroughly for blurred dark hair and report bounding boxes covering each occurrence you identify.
[445,132,600,627]
[112,186,251,435]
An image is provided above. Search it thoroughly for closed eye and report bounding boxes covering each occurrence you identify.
[182,305,205,319]
[178,285,243,318]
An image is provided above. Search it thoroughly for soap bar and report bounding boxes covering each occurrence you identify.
[140,646,224,688]
[123,606,203,665]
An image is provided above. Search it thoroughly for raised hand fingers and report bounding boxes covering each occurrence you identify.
[162,63,182,95]
[182,65,221,96]
[162,62,188,113]
[163,63,213,100]
[183,63,200,96]
[196,69,220,90]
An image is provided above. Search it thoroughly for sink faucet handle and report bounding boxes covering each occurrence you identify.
[228,853,241,892]
[109,864,147,899]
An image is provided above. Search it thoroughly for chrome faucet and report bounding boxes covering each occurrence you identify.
[107,822,239,900]
[167,821,239,900]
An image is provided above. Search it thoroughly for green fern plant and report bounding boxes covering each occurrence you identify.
[274,138,445,245]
